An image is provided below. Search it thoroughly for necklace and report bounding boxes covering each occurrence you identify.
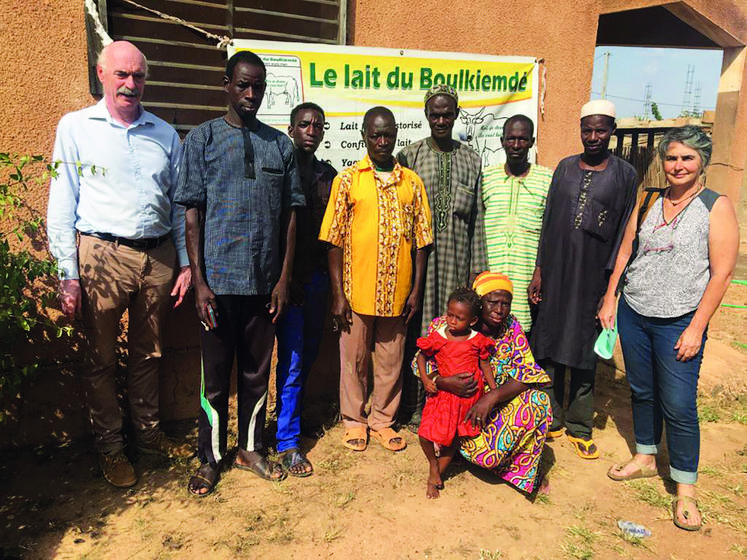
[666,184,702,207]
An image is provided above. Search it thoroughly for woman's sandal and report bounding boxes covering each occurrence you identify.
[672,496,702,531]
[566,434,599,460]
[607,458,657,481]
[281,448,314,477]
[342,426,368,451]
[188,462,220,497]
[234,450,287,481]
[370,427,407,452]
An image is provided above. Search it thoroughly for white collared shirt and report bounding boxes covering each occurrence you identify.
[47,99,187,279]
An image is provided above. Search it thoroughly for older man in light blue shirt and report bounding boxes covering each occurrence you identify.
[47,41,192,488]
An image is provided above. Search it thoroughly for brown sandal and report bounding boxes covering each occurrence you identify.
[607,458,657,481]
[370,427,407,452]
[342,426,368,451]
[234,450,286,481]
[188,462,219,497]
[672,496,702,531]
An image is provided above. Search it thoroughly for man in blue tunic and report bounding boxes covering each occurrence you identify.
[176,51,305,495]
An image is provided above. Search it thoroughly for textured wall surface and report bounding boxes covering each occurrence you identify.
[0,1,91,166]
[348,0,600,168]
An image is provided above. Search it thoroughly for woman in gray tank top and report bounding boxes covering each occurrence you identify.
[597,125,739,532]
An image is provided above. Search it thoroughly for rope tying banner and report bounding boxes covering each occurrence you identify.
[538,58,546,119]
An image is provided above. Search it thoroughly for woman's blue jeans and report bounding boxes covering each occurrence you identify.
[617,297,706,485]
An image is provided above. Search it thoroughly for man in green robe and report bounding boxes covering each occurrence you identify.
[396,84,487,429]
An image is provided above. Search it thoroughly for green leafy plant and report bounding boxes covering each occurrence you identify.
[0,153,72,413]
[650,102,663,121]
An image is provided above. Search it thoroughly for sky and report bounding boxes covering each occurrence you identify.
[590,46,723,120]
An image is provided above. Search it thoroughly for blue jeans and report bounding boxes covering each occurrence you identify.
[617,297,706,484]
[275,270,329,453]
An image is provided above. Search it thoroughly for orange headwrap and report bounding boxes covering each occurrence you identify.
[472,271,513,297]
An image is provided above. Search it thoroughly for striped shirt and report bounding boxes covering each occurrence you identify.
[482,163,553,330]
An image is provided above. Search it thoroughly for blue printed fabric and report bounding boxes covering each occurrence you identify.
[175,118,305,295]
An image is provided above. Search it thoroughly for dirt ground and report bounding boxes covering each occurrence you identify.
[1,284,745,560]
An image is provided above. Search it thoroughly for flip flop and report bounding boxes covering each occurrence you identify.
[280,448,314,478]
[188,462,219,497]
[607,458,657,481]
[234,450,287,481]
[566,434,599,460]
[370,427,407,452]
[546,428,565,440]
[672,496,702,531]
[342,426,368,451]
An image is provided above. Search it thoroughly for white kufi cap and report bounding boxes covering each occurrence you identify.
[580,99,616,119]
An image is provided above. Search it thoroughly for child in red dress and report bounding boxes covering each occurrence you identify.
[416,287,496,499]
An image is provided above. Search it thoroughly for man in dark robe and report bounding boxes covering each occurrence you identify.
[528,99,637,460]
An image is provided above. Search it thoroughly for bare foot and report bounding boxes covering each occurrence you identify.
[426,480,441,499]
[426,466,442,499]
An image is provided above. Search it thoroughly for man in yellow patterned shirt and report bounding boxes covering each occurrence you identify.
[319,106,433,453]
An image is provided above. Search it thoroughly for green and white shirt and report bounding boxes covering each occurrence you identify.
[482,163,553,330]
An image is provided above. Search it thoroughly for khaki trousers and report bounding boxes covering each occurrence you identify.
[78,234,176,453]
[339,312,406,431]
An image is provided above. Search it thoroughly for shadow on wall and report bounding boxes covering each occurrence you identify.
[346,0,356,44]
[299,297,342,434]
[0,278,203,449]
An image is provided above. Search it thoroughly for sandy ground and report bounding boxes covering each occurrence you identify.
[1,285,745,560]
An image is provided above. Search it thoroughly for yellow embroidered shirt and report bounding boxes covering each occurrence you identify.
[319,155,433,317]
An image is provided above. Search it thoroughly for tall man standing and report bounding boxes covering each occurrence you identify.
[275,102,337,477]
[396,84,486,429]
[176,51,305,495]
[47,41,193,488]
[483,114,553,332]
[320,107,433,453]
[529,100,637,459]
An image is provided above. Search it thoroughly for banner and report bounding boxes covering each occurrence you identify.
[229,40,539,170]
